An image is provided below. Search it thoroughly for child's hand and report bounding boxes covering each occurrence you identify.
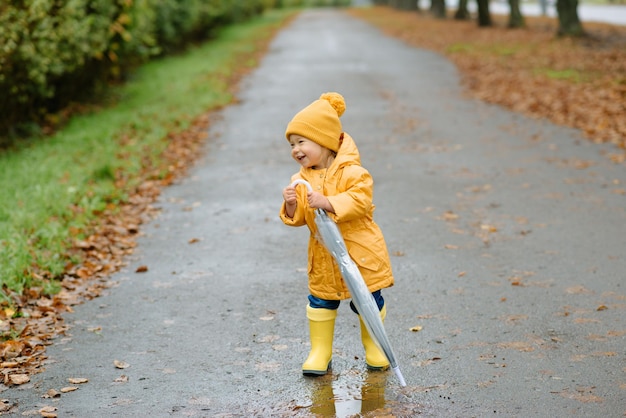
[307,191,334,213]
[283,185,298,218]
[283,185,297,205]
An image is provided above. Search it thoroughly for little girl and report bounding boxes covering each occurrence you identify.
[280,92,395,376]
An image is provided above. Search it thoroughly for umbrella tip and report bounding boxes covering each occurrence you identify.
[392,366,407,387]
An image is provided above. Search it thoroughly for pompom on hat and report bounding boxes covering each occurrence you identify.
[285,92,346,152]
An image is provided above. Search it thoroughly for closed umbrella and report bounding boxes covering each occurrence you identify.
[292,180,406,387]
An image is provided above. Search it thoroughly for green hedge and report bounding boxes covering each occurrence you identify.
[0,0,272,139]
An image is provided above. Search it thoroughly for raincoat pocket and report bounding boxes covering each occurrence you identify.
[346,240,383,272]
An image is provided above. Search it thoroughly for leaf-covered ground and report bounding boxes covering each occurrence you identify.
[349,6,626,163]
[1,6,625,395]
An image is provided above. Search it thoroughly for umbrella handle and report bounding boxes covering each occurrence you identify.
[291,179,326,217]
[291,179,313,193]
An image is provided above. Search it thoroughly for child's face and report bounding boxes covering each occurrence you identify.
[288,134,333,169]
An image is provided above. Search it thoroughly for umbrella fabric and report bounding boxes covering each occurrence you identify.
[291,180,406,387]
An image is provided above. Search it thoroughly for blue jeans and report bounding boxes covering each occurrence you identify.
[308,290,385,314]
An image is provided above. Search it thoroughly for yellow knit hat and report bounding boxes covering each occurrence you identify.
[285,92,346,152]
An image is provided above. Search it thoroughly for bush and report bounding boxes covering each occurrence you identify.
[0,0,271,140]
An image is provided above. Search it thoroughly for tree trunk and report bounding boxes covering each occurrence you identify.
[508,0,525,27]
[398,0,418,9]
[476,0,492,26]
[556,0,585,36]
[431,0,446,18]
[454,0,471,20]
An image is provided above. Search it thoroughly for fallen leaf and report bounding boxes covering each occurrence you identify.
[0,361,18,368]
[114,360,130,369]
[574,318,600,324]
[60,386,78,393]
[497,341,535,352]
[1,341,25,359]
[596,305,608,311]
[591,351,617,357]
[566,285,593,295]
[39,405,58,418]
[557,388,603,403]
[255,362,281,372]
[257,335,280,343]
[8,374,29,385]
[188,238,200,244]
[113,375,129,383]
[416,357,441,367]
[135,265,148,273]
[67,377,88,384]
[0,400,13,413]
[440,211,459,221]
[43,389,60,398]
[410,325,423,332]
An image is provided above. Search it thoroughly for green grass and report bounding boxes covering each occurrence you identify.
[535,68,586,82]
[0,9,296,300]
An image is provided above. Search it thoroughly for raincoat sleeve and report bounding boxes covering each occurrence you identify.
[280,200,306,226]
[326,166,374,223]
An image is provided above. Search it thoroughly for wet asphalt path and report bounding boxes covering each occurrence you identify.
[6,9,626,417]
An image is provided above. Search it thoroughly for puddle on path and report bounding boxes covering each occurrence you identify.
[308,370,388,417]
[238,368,434,417]
[296,368,430,417]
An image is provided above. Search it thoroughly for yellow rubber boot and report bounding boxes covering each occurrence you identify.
[302,305,336,376]
[359,305,390,370]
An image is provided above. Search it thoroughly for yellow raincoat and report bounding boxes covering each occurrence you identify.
[280,133,394,300]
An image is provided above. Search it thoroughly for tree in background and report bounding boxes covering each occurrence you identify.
[429,0,445,18]
[557,0,585,36]
[454,0,471,20]
[476,0,492,26]
[508,0,525,27]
